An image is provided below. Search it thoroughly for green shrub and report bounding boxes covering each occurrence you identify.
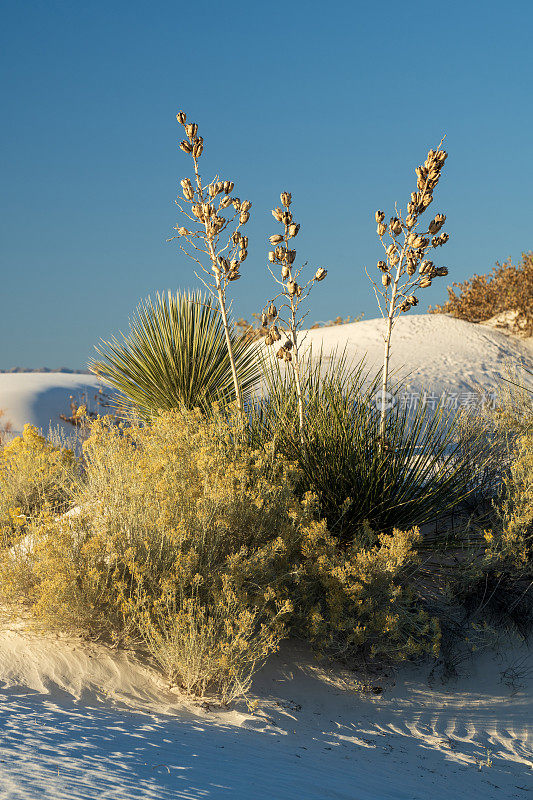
[250,352,488,544]
[90,290,260,418]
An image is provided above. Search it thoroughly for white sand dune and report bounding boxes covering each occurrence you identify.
[0,314,532,798]
[0,373,102,440]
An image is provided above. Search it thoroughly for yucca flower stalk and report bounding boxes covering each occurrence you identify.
[169,111,253,415]
[260,192,328,440]
[367,139,450,451]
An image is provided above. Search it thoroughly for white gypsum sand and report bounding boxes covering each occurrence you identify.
[0,313,531,799]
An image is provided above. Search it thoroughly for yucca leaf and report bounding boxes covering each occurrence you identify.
[90,290,260,418]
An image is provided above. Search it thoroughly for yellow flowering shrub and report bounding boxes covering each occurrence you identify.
[0,425,79,544]
[0,407,441,701]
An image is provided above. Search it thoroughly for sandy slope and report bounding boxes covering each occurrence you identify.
[0,314,532,798]
[0,627,531,799]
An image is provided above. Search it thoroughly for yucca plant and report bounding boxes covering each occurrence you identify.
[90,290,260,418]
[170,111,252,415]
[258,191,329,441]
[368,140,450,451]
[251,350,488,545]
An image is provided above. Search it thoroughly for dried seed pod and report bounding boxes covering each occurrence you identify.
[315,267,327,281]
[280,191,292,207]
[419,276,432,288]
[223,181,234,194]
[389,254,400,266]
[400,301,411,312]
[208,183,217,198]
[283,350,292,362]
[282,211,292,225]
[283,339,293,350]
[241,200,252,212]
[377,260,388,271]
[435,266,449,276]
[269,304,277,318]
[269,234,283,245]
[232,198,241,211]
[191,204,203,220]
[185,123,198,140]
[230,259,240,271]
[421,193,433,209]
[419,260,434,275]
[438,233,449,245]
[411,236,426,249]
[389,217,402,236]
[241,236,248,248]
[270,325,281,341]
[406,295,419,306]
[386,243,397,256]
[176,111,187,125]
[276,347,285,359]
[286,250,296,264]
[288,223,300,238]
[239,211,250,225]
[180,140,193,153]
[268,251,276,263]
[182,185,194,200]
[264,334,274,346]
[382,273,391,287]
[429,213,446,235]
[377,222,387,237]
[177,227,189,236]
[405,215,416,229]
[275,246,286,260]
[201,202,212,218]
[228,271,241,281]
[217,255,229,271]
[375,210,385,223]
[219,195,232,209]
[261,312,268,326]
[281,265,290,279]
[287,280,298,295]
[272,207,284,222]
[180,178,192,190]
[239,248,247,262]
[192,138,203,157]
[406,263,416,276]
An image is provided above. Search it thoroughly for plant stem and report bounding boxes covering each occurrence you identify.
[191,155,244,415]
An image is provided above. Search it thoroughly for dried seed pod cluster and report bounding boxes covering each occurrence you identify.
[369,139,451,448]
[371,141,450,315]
[170,110,254,413]
[260,191,330,436]
[172,111,252,292]
[261,191,329,364]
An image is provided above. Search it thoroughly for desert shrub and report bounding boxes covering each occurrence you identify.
[250,352,488,544]
[429,251,533,335]
[0,408,304,701]
[0,405,444,698]
[0,424,80,544]
[291,521,441,663]
[90,290,260,418]
[449,367,533,638]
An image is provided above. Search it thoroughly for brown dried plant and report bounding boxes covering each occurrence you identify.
[169,111,252,414]
[259,192,328,439]
[429,251,533,336]
[367,140,450,448]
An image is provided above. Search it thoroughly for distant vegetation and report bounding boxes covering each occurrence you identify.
[429,251,533,336]
[0,367,90,374]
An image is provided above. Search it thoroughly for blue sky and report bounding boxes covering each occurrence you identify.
[1,0,532,369]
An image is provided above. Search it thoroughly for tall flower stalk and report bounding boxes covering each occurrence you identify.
[367,140,450,451]
[170,111,252,414]
[260,192,328,441]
